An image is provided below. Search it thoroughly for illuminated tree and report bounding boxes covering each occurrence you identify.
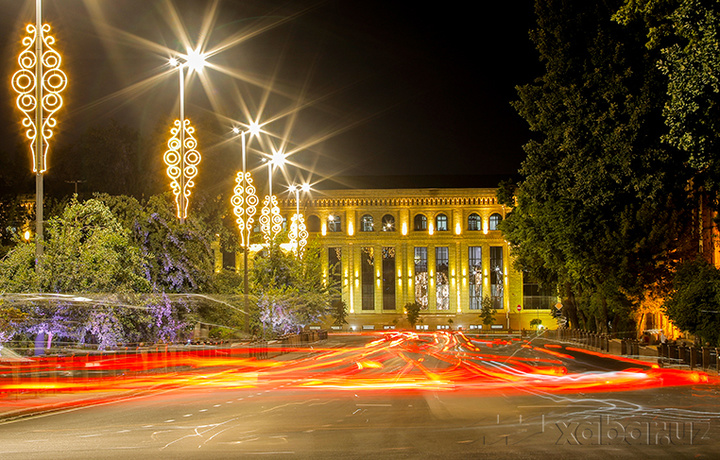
[664,259,720,346]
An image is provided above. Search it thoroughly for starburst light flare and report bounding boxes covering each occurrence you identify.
[164,119,201,220]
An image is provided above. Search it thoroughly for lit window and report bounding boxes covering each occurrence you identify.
[361,214,374,232]
[414,214,427,231]
[328,214,342,232]
[381,214,395,232]
[489,213,503,231]
[468,213,481,231]
[436,214,448,232]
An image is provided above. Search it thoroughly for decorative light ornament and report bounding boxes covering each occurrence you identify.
[289,212,308,256]
[12,23,67,173]
[232,171,258,248]
[260,195,283,245]
[164,119,201,220]
[288,184,310,257]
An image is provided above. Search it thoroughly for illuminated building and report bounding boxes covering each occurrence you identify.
[274,177,558,332]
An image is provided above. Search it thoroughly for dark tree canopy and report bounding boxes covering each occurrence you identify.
[504,0,697,332]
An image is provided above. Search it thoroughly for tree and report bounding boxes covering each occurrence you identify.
[131,194,214,293]
[664,259,720,346]
[0,195,33,257]
[505,0,694,332]
[0,197,149,293]
[479,297,496,328]
[330,300,348,327]
[404,302,421,329]
[616,0,720,195]
[250,239,333,336]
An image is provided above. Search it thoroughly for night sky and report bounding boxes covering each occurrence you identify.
[0,0,540,194]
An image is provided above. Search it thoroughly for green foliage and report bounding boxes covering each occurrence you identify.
[506,0,695,332]
[211,269,244,295]
[133,194,214,293]
[0,195,33,257]
[250,238,332,335]
[0,198,149,293]
[664,259,720,346]
[616,0,720,194]
[330,299,348,326]
[479,297,496,327]
[404,302,422,328]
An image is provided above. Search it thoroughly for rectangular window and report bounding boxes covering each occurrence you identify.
[468,246,482,310]
[490,246,503,309]
[328,247,342,299]
[414,247,428,308]
[522,273,556,310]
[361,247,374,310]
[436,247,449,310]
[382,247,396,310]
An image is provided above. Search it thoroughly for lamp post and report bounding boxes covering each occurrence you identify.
[12,0,67,265]
[259,149,286,246]
[164,51,205,224]
[231,123,261,334]
[287,183,310,257]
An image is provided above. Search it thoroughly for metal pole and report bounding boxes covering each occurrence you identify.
[242,132,250,334]
[179,65,185,224]
[34,0,43,266]
[295,189,300,254]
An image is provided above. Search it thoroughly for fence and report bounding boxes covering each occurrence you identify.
[656,342,719,372]
[550,328,611,352]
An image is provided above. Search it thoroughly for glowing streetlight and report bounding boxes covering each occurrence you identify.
[230,124,261,333]
[164,51,206,223]
[260,148,286,245]
[12,0,67,264]
[287,184,310,257]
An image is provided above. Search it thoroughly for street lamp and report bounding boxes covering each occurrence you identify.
[12,0,67,265]
[164,51,206,224]
[259,148,286,246]
[231,123,261,334]
[287,183,310,257]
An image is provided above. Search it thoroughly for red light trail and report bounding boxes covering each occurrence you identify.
[1,332,715,407]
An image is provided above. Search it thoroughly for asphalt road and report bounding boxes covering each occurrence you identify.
[1,333,719,459]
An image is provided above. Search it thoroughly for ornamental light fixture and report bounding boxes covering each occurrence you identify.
[12,0,67,263]
[288,184,310,257]
[259,148,286,245]
[164,52,206,223]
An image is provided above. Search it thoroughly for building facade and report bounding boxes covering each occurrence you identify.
[279,186,557,332]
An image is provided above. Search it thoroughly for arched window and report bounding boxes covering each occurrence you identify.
[468,213,481,231]
[361,214,374,232]
[489,213,503,231]
[307,215,321,233]
[414,214,427,231]
[328,214,342,232]
[436,213,448,231]
[381,214,395,232]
